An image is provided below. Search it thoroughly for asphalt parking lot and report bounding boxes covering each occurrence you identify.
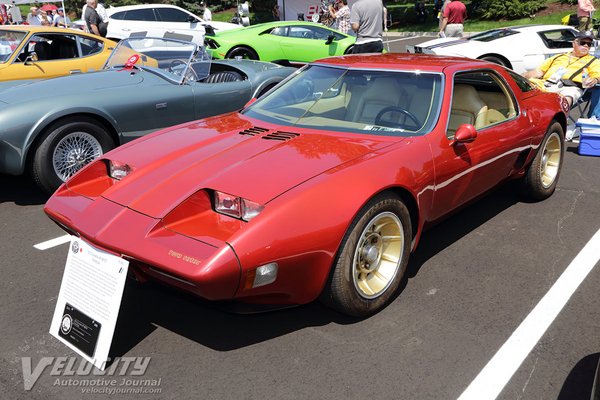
[1,37,600,400]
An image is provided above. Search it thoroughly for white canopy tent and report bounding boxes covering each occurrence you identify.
[277,0,358,22]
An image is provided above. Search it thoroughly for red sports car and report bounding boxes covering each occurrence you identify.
[44,54,567,317]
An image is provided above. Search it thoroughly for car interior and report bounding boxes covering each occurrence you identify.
[448,71,517,135]
[190,62,246,83]
[16,34,79,62]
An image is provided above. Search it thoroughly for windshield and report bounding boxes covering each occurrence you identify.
[0,30,27,63]
[468,29,518,42]
[243,65,443,136]
[104,37,202,84]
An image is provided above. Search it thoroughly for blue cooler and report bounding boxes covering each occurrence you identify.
[575,119,600,156]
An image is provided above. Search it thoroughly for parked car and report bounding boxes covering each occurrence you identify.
[0,26,116,81]
[44,53,567,317]
[106,4,241,45]
[0,37,294,193]
[204,21,356,63]
[407,25,581,73]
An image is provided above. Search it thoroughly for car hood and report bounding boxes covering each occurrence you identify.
[0,70,144,104]
[417,37,474,52]
[100,113,400,218]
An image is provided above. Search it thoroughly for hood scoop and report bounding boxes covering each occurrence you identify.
[238,126,300,141]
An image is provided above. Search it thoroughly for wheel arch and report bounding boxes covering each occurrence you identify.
[24,112,120,173]
[477,53,513,69]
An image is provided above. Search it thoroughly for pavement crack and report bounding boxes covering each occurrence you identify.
[517,356,538,400]
[556,189,584,248]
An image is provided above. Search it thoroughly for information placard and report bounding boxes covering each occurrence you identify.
[50,237,129,370]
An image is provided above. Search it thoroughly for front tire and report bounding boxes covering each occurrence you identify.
[322,194,412,317]
[522,121,564,200]
[226,46,258,60]
[31,117,115,194]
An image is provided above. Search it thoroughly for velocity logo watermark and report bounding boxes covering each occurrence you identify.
[21,356,159,393]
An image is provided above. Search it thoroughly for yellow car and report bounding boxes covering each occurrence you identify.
[0,26,117,81]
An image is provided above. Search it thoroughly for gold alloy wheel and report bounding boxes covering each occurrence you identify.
[352,211,404,299]
[540,131,562,189]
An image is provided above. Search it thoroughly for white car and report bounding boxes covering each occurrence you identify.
[106,4,242,45]
[407,25,582,73]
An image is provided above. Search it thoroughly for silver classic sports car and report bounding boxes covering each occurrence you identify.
[0,37,295,193]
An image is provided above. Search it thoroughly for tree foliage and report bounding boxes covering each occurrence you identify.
[470,0,547,20]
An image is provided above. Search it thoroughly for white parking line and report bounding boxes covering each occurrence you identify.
[34,235,71,250]
[458,227,600,400]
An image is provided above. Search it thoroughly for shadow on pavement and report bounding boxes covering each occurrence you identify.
[109,183,521,356]
[0,174,49,206]
[557,353,599,400]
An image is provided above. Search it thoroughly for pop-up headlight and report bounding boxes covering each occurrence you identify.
[109,161,132,180]
[214,191,264,222]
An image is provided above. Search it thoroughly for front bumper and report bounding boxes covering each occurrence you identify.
[44,188,241,300]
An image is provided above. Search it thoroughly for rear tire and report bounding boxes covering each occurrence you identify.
[322,193,412,317]
[521,121,564,201]
[226,46,258,60]
[31,117,115,194]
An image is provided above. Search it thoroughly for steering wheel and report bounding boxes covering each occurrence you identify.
[374,106,421,130]
[290,79,314,102]
[168,59,198,82]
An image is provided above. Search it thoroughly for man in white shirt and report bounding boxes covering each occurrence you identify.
[201,2,212,21]
[26,7,41,25]
[53,8,71,28]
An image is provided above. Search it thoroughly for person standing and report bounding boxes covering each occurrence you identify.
[329,0,351,34]
[578,0,595,32]
[439,0,467,38]
[26,7,41,25]
[53,8,70,28]
[84,0,106,37]
[201,2,212,21]
[349,0,385,53]
[272,4,280,21]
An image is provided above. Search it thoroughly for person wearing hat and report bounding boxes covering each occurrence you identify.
[53,8,70,28]
[523,31,600,109]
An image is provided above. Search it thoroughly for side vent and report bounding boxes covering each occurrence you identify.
[239,126,269,136]
[262,131,300,141]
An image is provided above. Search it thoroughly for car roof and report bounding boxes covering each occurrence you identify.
[314,53,494,72]
[507,24,576,32]
[108,4,186,12]
[0,25,111,40]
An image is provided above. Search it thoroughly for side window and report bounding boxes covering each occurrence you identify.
[125,9,157,21]
[310,26,340,40]
[538,29,577,49]
[155,8,193,23]
[79,36,104,57]
[288,26,314,39]
[111,11,126,20]
[448,71,517,136]
[15,34,78,62]
[507,70,536,92]
[269,26,288,36]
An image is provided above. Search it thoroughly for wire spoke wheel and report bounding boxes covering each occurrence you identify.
[352,211,404,299]
[52,132,103,182]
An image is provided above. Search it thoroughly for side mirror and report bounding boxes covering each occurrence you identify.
[452,124,477,145]
[24,55,35,65]
[325,34,335,45]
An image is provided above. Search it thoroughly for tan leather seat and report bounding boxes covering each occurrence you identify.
[449,84,488,132]
[349,77,405,124]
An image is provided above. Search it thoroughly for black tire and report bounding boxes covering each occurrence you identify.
[257,83,277,98]
[322,193,412,317]
[31,116,115,194]
[522,121,564,201]
[344,45,354,55]
[226,46,259,60]
[479,55,509,68]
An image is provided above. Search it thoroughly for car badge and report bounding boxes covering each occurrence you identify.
[124,54,140,70]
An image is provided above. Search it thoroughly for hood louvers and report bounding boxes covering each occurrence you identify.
[238,127,300,141]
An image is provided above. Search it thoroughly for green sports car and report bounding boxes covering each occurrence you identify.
[204,21,356,63]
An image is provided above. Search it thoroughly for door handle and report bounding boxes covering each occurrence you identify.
[69,69,82,74]
[122,28,130,32]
